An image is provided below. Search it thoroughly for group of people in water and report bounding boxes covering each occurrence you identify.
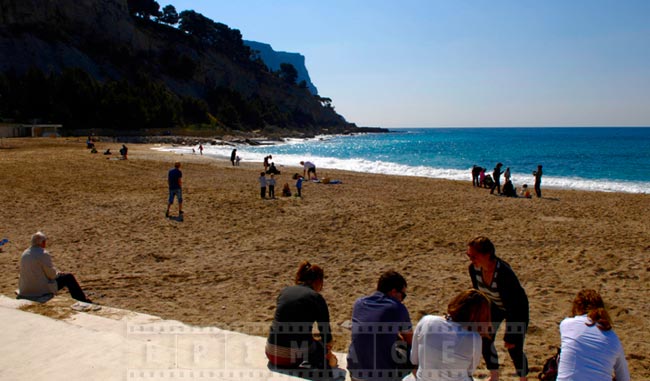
[472,163,543,198]
[266,236,629,381]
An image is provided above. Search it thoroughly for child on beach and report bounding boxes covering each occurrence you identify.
[293,173,303,197]
[268,174,276,199]
[259,172,267,199]
[520,184,532,198]
[282,183,292,197]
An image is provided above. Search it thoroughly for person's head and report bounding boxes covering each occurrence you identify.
[571,289,613,331]
[270,174,274,179]
[300,161,305,165]
[295,261,324,291]
[174,162,181,169]
[523,184,528,189]
[467,236,496,267]
[377,270,407,302]
[260,172,265,177]
[447,289,492,336]
[538,165,542,169]
[496,162,503,167]
[31,231,48,247]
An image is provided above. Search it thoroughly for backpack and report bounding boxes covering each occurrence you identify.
[538,348,560,381]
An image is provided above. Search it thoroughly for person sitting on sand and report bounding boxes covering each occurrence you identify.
[266,162,281,175]
[405,289,492,381]
[17,231,93,303]
[266,260,337,370]
[557,289,630,381]
[103,148,111,155]
[282,183,292,197]
[347,270,413,381]
[519,184,532,198]
[502,180,517,197]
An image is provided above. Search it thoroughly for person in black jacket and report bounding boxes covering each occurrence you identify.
[266,261,337,372]
[466,236,529,381]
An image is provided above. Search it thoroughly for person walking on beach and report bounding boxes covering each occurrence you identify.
[198,144,203,155]
[17,231,93,303]
[347,270,413,381]
[230,149,237,166]
[301,161,317,180]
[268,174,276,199]
[259,172,267,199]
[490,163,504,195]
[466,236,529,381]
[166,162,183,218]
[533,165,543,198]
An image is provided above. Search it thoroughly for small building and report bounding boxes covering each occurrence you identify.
[0,123,62,138]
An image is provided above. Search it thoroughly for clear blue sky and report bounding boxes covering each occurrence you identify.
[168,0,650,128]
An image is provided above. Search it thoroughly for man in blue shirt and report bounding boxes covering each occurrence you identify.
[347,271,413,381]
[166,162,183,218]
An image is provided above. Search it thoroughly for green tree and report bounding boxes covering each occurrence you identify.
[158,5,179,25]
[279,63,298,85]
[127,0,161,20]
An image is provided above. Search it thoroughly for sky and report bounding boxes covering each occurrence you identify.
[167,0,650,128]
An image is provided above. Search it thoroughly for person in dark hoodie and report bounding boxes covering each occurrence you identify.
[466,236,529,381]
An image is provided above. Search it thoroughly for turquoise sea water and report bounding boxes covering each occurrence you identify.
[157,127,650,194]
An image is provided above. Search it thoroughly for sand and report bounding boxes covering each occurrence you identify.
[0,137,648,379]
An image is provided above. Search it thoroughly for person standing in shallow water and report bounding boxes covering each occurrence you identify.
[533,165,543,197]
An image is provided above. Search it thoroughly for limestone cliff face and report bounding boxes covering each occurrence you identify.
[0,0,352,130]
[244,40,318,95]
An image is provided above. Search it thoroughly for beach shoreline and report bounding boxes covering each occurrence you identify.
[1,138,648,379]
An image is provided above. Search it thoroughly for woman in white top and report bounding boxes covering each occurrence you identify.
[405,289,491,381]
[557,289,630,381]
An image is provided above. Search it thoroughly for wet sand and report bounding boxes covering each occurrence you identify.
[1,138,648,379]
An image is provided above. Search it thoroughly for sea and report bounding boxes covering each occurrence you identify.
[155,127,650,194]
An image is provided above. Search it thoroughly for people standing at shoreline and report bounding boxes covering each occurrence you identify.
[230,149,237,166]
[466,236,529,381]
[556,289,630,381]
[259,172,267,199]
[300,161,317,180]
[17,231,93,303]
[472,165,482,187]
[479,168,487,187]
[166,162,183,219]
[347,270,413,381]
[504,167,511,183]
[490,163,504,195]
[533,165,543,198]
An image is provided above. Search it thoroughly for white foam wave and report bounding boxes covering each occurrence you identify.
[152,145,649,194]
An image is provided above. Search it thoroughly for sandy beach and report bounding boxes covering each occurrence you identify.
[1,137,648,379]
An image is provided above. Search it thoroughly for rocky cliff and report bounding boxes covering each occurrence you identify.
[244,40,318,95]
[0,0,359,135]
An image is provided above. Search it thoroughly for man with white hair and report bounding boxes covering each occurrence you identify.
[17,231,92,303]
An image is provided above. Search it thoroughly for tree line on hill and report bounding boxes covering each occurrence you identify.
[0,0,348,135]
